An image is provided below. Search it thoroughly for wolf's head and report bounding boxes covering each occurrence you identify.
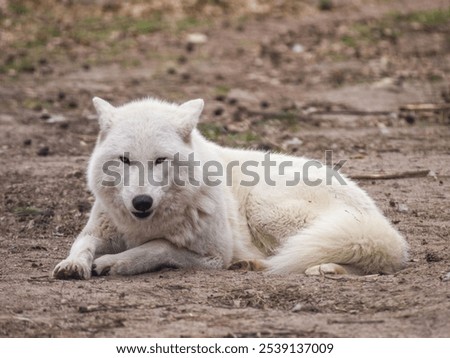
[87,97,205,228]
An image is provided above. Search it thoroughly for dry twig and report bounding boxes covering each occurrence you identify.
[350,170,430,180]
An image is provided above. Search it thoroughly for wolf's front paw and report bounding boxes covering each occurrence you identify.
[53,258,91,280]
[92,255,122,276]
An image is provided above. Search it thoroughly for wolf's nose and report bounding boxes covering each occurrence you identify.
[132,195,153,212]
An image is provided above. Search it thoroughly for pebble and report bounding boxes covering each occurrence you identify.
[215,94,226,102]
[292,43,305,53]
[404,113,415,125]
[213,107,224,116]
[39,111,51,120]
[45,114,67,124]
[37,146,50,156]
[397,203,409,213]
[167,67,176,75]
[67,100,78,108]
[425,252,442,263]
[260,100,270,109]
[282,137,303,151]
[187,33,208,44]
[181,72,191,81]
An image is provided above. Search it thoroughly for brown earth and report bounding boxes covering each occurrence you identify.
[0,0,449,337]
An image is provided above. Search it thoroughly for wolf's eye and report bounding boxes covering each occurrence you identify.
[119,156,130,165]
[155,157,167,165]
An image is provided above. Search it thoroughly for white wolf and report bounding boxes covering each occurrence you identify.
[53,97,408,279]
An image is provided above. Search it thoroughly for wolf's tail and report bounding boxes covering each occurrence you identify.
[266,207,408,274]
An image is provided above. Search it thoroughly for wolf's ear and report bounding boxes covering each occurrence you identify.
[92,97,115,132]
[178,99,204,141]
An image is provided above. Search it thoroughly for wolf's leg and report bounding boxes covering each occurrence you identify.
[92,239,224,276]
[53,203,120,280]
[53,234,105,280]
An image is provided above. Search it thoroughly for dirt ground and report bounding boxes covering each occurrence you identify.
[1,0,449,337]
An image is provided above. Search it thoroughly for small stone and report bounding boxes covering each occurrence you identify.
[292,43,305,53]
[228,98,238,106]
[213,107,224,116]
[77,201,91,213]
[57,91,66,100]
[318,0,333,11]
[378,122,390,135]
[167,67,176,75]
[260,100,270,109]
[425,252,442,263]
[45,114,67,124]
[187,33,208,45]
[186,42,195,52]
[282,137,303,151]
[177,55,187,64]
[67,100,78,109]
[39,111,51,120]
[181,72,191,81]
[73,170,83,179]
[37,146,50,156]
[442,272,450,282]
[397,203,409,213]
[78,306,88,313]
[405,113,415,125]
[291,303,302,312]
[215,94,226,102]
[427,171,437,180]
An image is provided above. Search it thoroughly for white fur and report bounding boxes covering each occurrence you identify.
[53,97,408,280]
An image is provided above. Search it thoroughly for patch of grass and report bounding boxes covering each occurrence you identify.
[341,35,358,48]
[0,56,36,74]
[267,111,300,127]
[70,17,111,45]
[0,13,167,71]
[176,17,204,32]
[132,16,166,34]
[340,24,373,48]
[215,85,230,97]
[198,123,260,145]
[22,98,51,110]
[318,0,333,11]
[8,2,29,16]
[13,207,43,217]
[120,58,142,68]
[198,123,226,141]
[427,73,444,82]
[391,7,450,27]
[70,15,166,45]
[228,131,260,144]
[340,21,399,49]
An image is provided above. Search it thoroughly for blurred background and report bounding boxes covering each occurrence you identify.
[1,0,450,338]
[1,0,449,152]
